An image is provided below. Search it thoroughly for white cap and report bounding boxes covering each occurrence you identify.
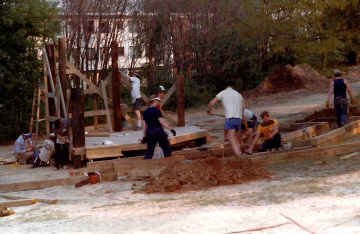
[159,85,165,91]
[49,133,55,137]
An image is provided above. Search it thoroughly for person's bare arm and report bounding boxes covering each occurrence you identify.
[158,117,172,131]
[247,132,261,151]
[268,123,279,139]
[242,102,248,130]
[207,97,219,115]
[327,81,334,102]
[142,120,147,137]
[344,79,354,102]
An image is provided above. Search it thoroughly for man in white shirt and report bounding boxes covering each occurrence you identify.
[14,132,34,165]
[31,133,56,168]
[207,80,245,157]
[128,72,142,131]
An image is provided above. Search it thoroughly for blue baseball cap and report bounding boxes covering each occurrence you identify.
[22,133,32,138]
[333,69,341,75]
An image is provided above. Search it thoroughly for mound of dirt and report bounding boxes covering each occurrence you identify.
[248,64,330,95]
[140,157,272,194]
[295,107,360,122]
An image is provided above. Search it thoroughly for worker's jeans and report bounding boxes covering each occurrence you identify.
[144,128,171,160]
[55,143,68,169]
[258,133,282,152]
[334,103,347,127]
[15,151,33,165]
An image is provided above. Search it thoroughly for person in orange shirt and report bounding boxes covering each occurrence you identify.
[246,111,281,153]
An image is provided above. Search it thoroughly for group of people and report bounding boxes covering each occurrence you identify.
[14,118,72,170]
[207,80,282,157]
[14,68,352,166]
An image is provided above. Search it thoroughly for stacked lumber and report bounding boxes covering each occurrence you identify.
[296,120,360,147]
[86,145,123,162]
[282,122,330,146]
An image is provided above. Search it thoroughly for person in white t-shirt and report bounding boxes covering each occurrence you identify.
[207,80,246,158]
[30,133,56,169]
[128,72,143,131]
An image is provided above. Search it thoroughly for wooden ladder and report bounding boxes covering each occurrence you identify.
[29,85,44,147]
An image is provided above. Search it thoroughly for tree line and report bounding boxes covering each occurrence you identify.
[1,0,359,143]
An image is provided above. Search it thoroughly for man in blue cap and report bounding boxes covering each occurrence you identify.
[14,132,34,165]
[326,69,354,127]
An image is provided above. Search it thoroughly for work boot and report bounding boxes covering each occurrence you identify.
[134,126,141,131]
[62,165,68,169]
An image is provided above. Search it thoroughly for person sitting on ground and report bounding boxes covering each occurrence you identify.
[31,133,56,169]
[246,111,281,153]
[326,69,354,127]
[14,132,34,165]
[141,95,176,160]
[53,118,72,170]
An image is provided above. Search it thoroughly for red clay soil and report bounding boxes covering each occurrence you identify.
[296,107,360,122]
[246,64,330,96]
[140,157,272,194]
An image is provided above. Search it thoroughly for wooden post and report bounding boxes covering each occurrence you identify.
[58,38,67,118]
[177,74,185,127]
[71,88,85,147]
[45,45,57,128]
[71,88,85,169]
[111,41,122,131]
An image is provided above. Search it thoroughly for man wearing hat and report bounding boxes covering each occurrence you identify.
[128,72,142,131]
[326,69,354,127]
[141,95,176,160]
[14,132,34,165]
[31,133,56,168]
[156,86,166,110]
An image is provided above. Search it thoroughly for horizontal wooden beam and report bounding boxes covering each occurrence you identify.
[0,199,37,208]
[0,176,88,192]
[0,194,57,204]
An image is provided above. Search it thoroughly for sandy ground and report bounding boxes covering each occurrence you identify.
[2,82,360,233]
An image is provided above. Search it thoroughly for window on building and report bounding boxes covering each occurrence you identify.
[118,47,125,56]
[100,21,109,33]
[129,46,142,59]
[128,20,140,33]
[100,48,110,60]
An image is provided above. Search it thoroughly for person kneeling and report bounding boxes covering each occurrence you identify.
[31,133,56,168]
[247,111,281,153]
[142,95,176,160]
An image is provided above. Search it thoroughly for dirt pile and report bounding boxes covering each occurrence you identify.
[140,157,272,194]
[296,107,360,122]
[249,64,330,95]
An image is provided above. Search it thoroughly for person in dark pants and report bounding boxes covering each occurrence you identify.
[142,95,176,160]
[52,119,72,170]
[326,69,354,127]
[246,111,281,153]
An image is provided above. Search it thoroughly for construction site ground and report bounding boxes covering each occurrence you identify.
[2,81,360,233]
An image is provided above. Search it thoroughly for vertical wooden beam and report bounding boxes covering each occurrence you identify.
[58,38,67,118]
[101,80,113,133]
[111,41,122,132]
[45,45,57,124]
[177,74,185,127]
[29,86,37,133]
[71,88,85,148]
[43,57,50,135]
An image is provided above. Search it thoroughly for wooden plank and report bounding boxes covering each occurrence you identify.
[340,151,360,160]
[0,194,57,204]
[85,132,110,137]
[86,145,122,160]
[160,81,177,107]
[248,140,360,167]
[0,176,88,192]
[87,160,115,174]
[101,80,113,133]
[161,110,177,126]
[101,172,118,182]
[0,199,37,208]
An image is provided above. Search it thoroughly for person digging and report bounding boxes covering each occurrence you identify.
[207,80,246,158]
[141,95,176,160]
[246,111,281,154]
[326,69,354,127]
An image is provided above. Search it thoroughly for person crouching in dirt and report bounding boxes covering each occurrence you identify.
[141,95,176,160]
[238,109,258,148]
[246,111,281,153]
[14,132,34,165]
[31,133,56,169]
[326,69,354,127]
